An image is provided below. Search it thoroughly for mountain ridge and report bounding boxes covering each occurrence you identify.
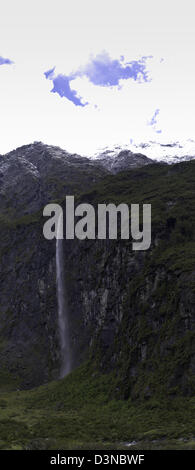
[0,144,195,393]
[0,142,195,449]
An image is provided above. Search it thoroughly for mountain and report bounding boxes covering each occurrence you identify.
[0,142,156,218]
[0,142,195,449]
[0,141,154,389]
[92,139,195,165]
[0,141,108,218]
[91,148,154,172]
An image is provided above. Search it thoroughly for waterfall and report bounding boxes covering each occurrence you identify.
[56,213,71,378]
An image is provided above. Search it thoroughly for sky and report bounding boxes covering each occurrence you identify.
[0,0,195,155]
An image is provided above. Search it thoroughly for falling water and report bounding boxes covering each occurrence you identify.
[56,214,71,378]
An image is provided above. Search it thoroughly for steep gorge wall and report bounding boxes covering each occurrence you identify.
[1,213,194,396]
[0,145,195,397]
[63,162,195,399]
[64,236,195,399]
[0,217,59,388]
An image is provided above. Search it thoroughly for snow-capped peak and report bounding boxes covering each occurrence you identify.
[91,139,195,164]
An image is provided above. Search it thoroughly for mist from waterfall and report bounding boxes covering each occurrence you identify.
[56,213,71,378]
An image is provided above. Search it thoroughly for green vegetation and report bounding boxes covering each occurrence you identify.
[0,362,195,450]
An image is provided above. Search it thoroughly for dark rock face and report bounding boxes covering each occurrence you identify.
[60,161,195,399]
[0,217,58,388]
[0,142,108,218]
[65,237,195,398]
[0,142,108,388]
[0,142,195,398]
[0,141,108,388]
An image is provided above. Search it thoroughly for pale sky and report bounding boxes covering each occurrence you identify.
[0,0,195,155]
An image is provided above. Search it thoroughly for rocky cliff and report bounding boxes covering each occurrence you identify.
[0,142,195,398]
[64,162,195,399]
[0,142,107,388]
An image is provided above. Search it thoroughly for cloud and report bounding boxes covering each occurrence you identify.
[44,67,55,79]
[0,55,13,66]
[148,108,162,134]
[44,52,152,106]
[148,108,160,126]
[78,51,151,86]
[44,67,88,107]
[51,75,88,107]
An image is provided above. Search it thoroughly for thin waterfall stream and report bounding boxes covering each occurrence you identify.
[56,214,71,378]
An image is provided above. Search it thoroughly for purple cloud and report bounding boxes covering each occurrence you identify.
[51,74,88,107]
[78,52,151,86]
[44,52,152,106]
[148,108,160,126]
[44,67,55,79]
[0,56,13,66]
[148,109,162,134]
[44,67,87,107]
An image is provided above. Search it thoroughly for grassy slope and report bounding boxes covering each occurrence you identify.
[0,363,195,450]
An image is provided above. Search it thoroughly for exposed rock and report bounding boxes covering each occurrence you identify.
[93,149,154,173]
[0,142,194,399]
